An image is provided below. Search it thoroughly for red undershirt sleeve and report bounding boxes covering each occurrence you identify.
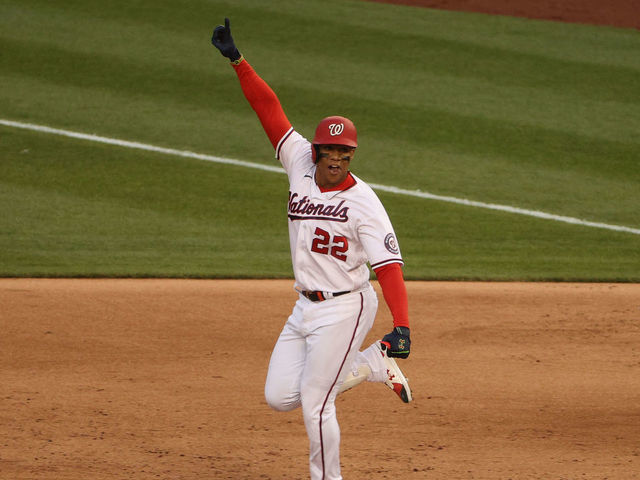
[232,60,292,150]
[373,263,410,329]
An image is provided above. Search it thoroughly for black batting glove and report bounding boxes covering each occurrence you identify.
[382,326,411,359]
[211,17,241,62]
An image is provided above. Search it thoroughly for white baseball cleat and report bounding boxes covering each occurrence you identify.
[377,340,413,403]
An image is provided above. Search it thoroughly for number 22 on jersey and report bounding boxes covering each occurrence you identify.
[310,227,348,262]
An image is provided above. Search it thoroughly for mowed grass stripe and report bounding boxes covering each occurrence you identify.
[2,1,638,228]
[3,118,638,237]
[2,0,639,279]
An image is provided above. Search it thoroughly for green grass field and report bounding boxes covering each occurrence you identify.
[1,0,639,280]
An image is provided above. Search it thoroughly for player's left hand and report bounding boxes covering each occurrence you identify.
[382,326,411,359]
[211,17,241,62]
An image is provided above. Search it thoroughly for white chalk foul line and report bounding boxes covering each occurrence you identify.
[0,119,284,175]
[369,183,640,235]
[2,118,639,236]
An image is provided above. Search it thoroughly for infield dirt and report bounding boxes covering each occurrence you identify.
[366,0,640,29]
[2,279,639,479]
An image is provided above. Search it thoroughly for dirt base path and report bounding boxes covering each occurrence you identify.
[366,0,640,29]
[2,279,639,479]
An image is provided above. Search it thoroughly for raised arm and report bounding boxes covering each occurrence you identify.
[211,18,292,150]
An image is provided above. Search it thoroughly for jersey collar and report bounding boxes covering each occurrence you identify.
[317,172,357,193]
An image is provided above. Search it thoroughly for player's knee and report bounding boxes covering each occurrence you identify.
[264,385,299,412]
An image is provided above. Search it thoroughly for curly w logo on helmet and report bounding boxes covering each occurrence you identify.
[328,123,344,136]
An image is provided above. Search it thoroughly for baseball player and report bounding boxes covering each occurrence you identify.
[211,18,413,480]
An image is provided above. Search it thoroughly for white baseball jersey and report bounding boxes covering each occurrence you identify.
[276,127,403,293]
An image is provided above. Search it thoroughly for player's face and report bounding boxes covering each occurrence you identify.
[315,144,355,189]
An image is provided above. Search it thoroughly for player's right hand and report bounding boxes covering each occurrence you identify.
[211,17,241,62]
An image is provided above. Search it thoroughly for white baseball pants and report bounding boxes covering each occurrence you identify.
[264,285,378,480]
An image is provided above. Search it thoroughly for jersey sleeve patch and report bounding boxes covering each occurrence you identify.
[384,233,400,254]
